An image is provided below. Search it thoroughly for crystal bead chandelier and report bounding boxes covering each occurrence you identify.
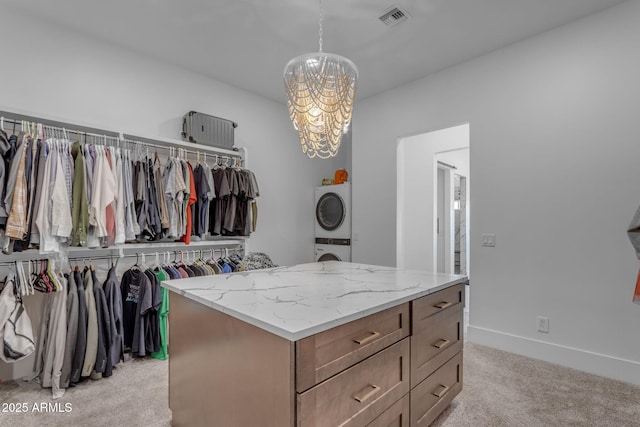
[283,0,358,159]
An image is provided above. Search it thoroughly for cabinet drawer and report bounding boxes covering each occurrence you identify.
[411,307,463,387]
[296,303,410,392]
[366,395,409,427]
[410,351,463,427]
[297,339,410,427]
[412,284,464,328]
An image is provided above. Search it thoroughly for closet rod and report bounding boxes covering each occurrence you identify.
[0,248,245,268]
[0,112,120,138]
[1,119,122,143]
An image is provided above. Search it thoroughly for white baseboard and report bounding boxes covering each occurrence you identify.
[467,325,640,386]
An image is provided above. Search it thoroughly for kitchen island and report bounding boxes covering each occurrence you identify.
[162,261,466,427]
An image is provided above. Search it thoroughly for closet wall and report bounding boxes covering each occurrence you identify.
[0,6,346,266]
[352,1,640,385]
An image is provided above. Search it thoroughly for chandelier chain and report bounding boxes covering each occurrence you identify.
[318,0,323,53]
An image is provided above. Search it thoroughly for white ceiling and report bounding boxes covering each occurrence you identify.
[3,0,627,103]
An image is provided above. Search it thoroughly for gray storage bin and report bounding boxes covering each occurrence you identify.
[182,111,237,149]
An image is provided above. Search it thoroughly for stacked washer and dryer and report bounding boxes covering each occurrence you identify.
[314,183,351,262]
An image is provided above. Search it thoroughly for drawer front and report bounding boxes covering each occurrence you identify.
[412,284,464,327]
[366,395,409,427]
[296,303,410,392]
[411,307,463,387]
[411,351,463,427]
[297,339,410,427]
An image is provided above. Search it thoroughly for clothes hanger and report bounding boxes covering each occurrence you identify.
[131,253,141,271]
[47,259,59,292]
[31,260,47,293]
[41,259,53,293]
[25,260,34,296]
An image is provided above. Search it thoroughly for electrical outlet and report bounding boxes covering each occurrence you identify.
[537,316,549,333]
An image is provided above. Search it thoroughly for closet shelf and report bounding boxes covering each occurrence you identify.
[123,133,243,158]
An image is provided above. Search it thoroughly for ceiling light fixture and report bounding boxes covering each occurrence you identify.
[283,0,358,159]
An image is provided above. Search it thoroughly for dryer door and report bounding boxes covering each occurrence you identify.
[316,192,346,231]
[318,253,341,262]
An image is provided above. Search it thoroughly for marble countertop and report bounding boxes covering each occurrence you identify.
[161,261,466,341]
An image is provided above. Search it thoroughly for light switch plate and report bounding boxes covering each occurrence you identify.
[481,234,495,247]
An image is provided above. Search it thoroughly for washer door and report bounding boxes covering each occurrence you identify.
[318,253,341,262]
[316,193,346,231]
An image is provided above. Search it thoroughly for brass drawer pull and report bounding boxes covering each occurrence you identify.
[433,301,452,310]
[353,384,381,403]
[353,331,381,345]
[432,338,450,349]
[432,384,449,398]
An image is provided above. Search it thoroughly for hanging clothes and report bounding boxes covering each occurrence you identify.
[91,267,111,380]
[0,129,11,223]
[150,268,168,361]
[39,271,67,399]
[5,134,29,240]
[0,117,257,252]
[81,267,98,378]
[70,268,87,385]
[60,272,79,388]
[114,148,126,245]
[210,167,230,235]
[123,149,139,240]
[17,138,42,252]
[29,138,46,247]
[88,146,116,241]
[179,163,197,245]
[103,266,124,366]
[71,141,88,246]
[154,154,170,232]
[162,156,178,238]
[51,141,73,240]
[143,269,162,354]
[121,266,152,357]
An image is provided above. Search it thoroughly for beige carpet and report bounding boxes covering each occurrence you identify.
[431,344,640,427]
[0,355,171,427]
[1,343,639,426]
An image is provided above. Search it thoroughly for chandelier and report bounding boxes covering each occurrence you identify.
[283,0,358,159]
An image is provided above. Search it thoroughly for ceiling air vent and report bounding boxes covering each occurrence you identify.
[379,6,409,26]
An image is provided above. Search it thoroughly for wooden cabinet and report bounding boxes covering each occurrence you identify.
[168,283,465,427]
[410,352,463,427]
[411,284,465,387]
[296,303,410,393]
[297,339,410,427]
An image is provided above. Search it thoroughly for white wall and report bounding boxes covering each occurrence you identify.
[0,6,345,267]
[397,124,469,272]
[353,1,640,384]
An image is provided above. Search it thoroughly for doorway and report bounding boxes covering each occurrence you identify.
[434,149,469,275]
[396,123,470,273]
[454,174,467,275]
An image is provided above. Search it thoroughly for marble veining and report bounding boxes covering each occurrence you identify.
[162,261,466,341]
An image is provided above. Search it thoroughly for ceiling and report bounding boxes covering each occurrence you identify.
[3,0,627,103]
